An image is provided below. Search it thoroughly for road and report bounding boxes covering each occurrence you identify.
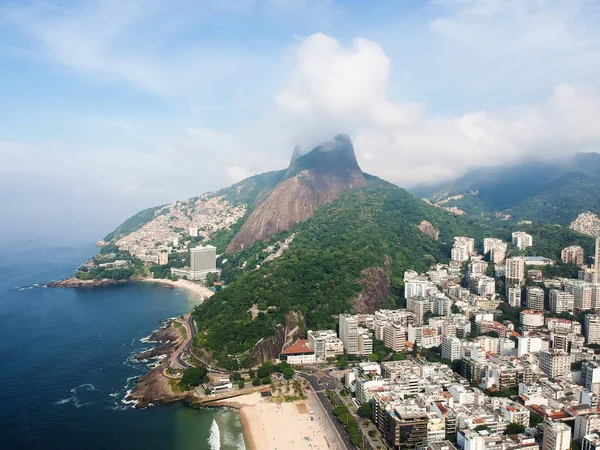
[299,371,355,450]
[169,314,194,370]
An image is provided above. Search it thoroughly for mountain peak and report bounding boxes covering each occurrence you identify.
[227,134,365,253]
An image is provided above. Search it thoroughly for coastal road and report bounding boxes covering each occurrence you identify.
[169,314,194,370]
[299,372,355,450]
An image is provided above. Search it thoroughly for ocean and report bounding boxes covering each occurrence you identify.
[0,241,245,450]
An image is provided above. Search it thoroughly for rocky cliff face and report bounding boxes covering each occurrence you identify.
[249,311,304,363]
[352,265,392,314]
[227,135,366,253]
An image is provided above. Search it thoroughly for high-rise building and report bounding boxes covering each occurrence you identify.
[550,290,575,314]
[189,245,217,280]
[157,252,169,265]
[407,298,432,325]
[484,238,505,255]
[339,314,359,355]
[451,245,470,263]
[307,330,343,361]
[442,336,461,361]
[405,279,433,299]
[512,232,533,250]
[596,238,600,276]
[507,286,522,308]
[526,286,545,312]
[585,315,600,345]
[383,323,406,352]
[582,361,600,395]
[542,421,571,450]
[505,257,525,286]
[575,415,600,442]
[562,245,585,266]
[454,237,475,255]
[358,329,373,356]
[583,433,600,450]
[539,350,571,379]
[566,281,593,312]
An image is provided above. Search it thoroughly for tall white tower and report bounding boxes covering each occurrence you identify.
[596,237,600,276]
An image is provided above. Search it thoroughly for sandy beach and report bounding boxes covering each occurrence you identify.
[220,392,330,450]
[140,278,214,303]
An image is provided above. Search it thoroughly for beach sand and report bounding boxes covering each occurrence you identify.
[140,278,214,303]
[221,392,330,450]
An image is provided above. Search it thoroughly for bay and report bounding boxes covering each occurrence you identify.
[0,241,244,450]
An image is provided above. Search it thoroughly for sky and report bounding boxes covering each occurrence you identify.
[2,0,600,244]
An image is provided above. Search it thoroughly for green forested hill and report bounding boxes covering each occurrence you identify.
[192,176,499,361]
[413,152,600,225]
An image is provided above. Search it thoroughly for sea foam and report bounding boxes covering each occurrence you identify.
[208,419,221,450]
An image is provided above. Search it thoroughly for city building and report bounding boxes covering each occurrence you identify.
[279,339,316,364]
[507,286,522,308]
[189,227,199,237]
[517,337,543,357]
[575,414,600,442]
[512,232,533,250]
[539,350,571,379]
[583,434,600,450]
[307,330,343,361]
[562,245,585,266]
[358,328,373,356]
[190,245,216,278]
[157,252,169,265]
[506,257,525,286]
[526,287,545,312]
[550,290,575,314]
[542,421,571,450]
[442,335,461,361]
[520,310,545,328]
[383,323,406,352]
[407,298,432,325]
[339,314,359,355]
[384,408,429,449]
[585,315,600,345]
[582,361,600,394]
[566,281,593,312]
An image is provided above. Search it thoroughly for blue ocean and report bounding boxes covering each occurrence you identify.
[0,241,245,450]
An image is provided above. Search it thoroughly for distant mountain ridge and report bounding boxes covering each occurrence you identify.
[413,152,600,225]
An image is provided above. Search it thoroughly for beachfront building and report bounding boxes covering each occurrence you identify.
[279,339,316,364]
[171,245,217,281]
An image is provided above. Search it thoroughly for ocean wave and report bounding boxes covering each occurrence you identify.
[208,420,221,450]
[55,384,103,408]
[54,396,75,405]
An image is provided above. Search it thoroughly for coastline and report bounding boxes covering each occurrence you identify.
[218,392,331,449]
[138,278,214,303]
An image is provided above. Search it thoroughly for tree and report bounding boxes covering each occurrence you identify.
[357,402,372,418]
[252,378,261,386]
[261,376,272,385]
[237,380,245,389]
[282,367,294,380]
[505,423,525,435]
[230,372,242,382]
[179,366,210,391]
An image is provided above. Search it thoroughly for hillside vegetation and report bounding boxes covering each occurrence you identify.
[192,177,497,361]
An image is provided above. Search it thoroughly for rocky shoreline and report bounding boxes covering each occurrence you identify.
[126,321,189,409]
[47,277,125,288]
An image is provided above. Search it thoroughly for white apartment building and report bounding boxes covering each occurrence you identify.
[520,310,544,328]
[539,349,571,379]
[339,314,359,355]
[454,236,476,255]
[517,336,543,357]
[484,238,506,255]
[442,335,461,361]
[566,280,594,311]
[586,315,600,345]
[452,245,470,263]
[505,257,525,285]
[526,286,545,311]
[407,297,432,325]
[543,421,571,450]
[357,329,373,356]
[575,414,600,442]
[512,232,533,250]
[583,434,600,450]
[550,290,575,314]
[405,279,434,299]
[307,330,344,361]
[507,286,522,308]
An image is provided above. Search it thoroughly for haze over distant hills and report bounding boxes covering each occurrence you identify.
[412,152,600,225]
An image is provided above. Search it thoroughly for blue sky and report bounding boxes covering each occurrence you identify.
[1,0,600,244]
